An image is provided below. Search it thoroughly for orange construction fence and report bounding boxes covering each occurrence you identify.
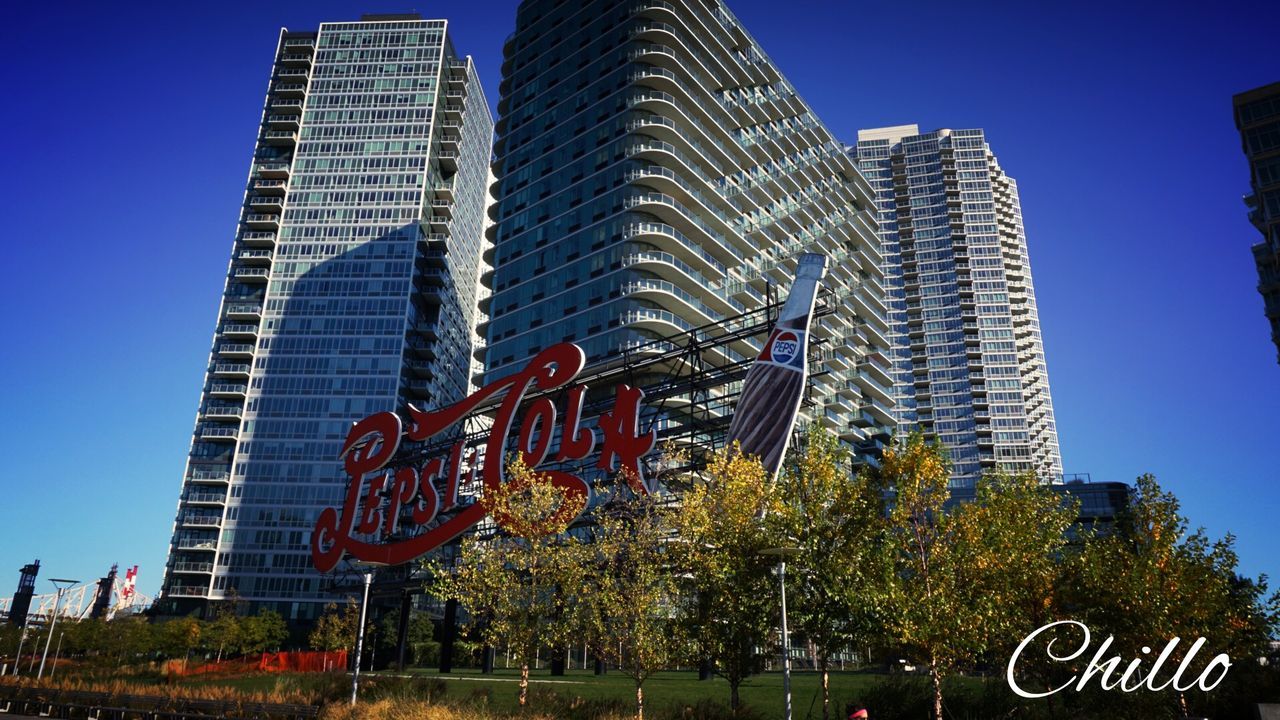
[168,650,348,676]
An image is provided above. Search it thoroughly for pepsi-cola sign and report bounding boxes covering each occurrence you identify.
[310,343,657,572]
[758,328,806,370]
[771,331,799,364]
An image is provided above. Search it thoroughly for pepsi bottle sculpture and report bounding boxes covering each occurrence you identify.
[726,252,828,478]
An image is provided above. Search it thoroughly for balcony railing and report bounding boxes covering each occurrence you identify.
[184,492,226,504]
[200,426,238,440]
[234,268,270,281]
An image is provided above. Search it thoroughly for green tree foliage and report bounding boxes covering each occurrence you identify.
[675,443,779,711]
[309,598,362,653]
[234,609,287,655]
[1063,474,1280,715]
[583,485,683,720]
[203,605,242,662]
[774,426,889,720]
[158,617,202,665]
[878,433,1073,720]
[376,606,439,668]
[430,455,587,708]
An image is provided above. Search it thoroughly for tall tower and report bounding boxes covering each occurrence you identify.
[160,15,493,621]
[7,560,39,628]
[485,0,895,464]
[1234,82,1280,364]
[853,126,1062,486]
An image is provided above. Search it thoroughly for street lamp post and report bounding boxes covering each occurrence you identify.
[12,625,27,676]
[38,579,79,680]
[349,562,385,706]
[761,548,800,720]
[50,632,64,679]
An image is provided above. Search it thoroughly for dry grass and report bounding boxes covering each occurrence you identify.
[0,672,340,706]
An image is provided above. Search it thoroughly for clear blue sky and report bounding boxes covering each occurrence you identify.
[1,0,1276,604]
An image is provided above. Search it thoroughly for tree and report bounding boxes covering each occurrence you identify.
[235,609,287,654]
[959,470,1075,707]
[310,598,362,653]
[158,617,203,666]
[584,484,683,720]
[430,455,588,708]
[676,443,780,711]
[377,606,439,668]
[774,426,889,720]
[204,606,242,662]
[878,434,1073,720]
[1065,474,1280,716]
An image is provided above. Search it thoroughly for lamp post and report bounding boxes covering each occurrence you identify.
[349,562,386,706]
[50,632,64,679]
[761,548,800,720]
[38,579,79,680]
[12,625,27,676]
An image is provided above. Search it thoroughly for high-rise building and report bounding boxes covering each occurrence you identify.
[483,0,895,466]
[853,126,1062,487]
[159,15,493,620]
[1234,82,1280,364]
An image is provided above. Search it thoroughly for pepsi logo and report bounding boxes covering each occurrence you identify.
[771,331,800,364]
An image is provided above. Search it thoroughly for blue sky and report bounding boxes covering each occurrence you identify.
[1,0,1276,603]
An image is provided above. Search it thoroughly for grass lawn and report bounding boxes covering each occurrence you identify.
[391,666,883,717]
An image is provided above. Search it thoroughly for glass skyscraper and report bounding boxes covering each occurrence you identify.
[159,15,493,621]
[484,0,895,464]
[1234,81,1280,364]
[853,125,1062,486]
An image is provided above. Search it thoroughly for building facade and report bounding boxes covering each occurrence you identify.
[1234,82,1280,364]
[853,126,1062,487]
[484,0,895,468]
[159,15,493,620]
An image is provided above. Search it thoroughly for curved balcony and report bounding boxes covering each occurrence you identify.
[621,252,741,314]
[620,279,717,328]
[621,221,726,278]
[622,193,743,267]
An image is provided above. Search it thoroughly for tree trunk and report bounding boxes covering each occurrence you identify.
[1178,692,1189,717]
[520,663,529,706]
[636,682,644,720]
[730,679,740,710]
[931,663,943,720]
[820,656,830,720]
